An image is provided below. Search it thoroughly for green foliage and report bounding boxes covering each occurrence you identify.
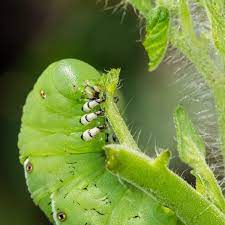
[105,144,225,225]
[18,1,225,225]
[127,0,225,158]
[174,106,225,213]
[106,0,225,224]
[143,6,170,71]
[174,106,206,163]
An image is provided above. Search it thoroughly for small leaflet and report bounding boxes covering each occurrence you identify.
[143,6,170,71]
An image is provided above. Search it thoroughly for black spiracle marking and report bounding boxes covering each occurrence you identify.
[82,184,89,191]
[129,214,141,220]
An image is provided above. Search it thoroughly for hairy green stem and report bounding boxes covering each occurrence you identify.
[105,145,225,225]
[102,69,139,150]
[127,0,151,17]
[199,162,225,212]
[102,2,225,224]
[105,93,139,149]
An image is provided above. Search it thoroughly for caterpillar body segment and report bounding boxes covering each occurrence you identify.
[19,131,105,163]
[51,170,177,225]
[24,153,105,220]
[18,59,178,225]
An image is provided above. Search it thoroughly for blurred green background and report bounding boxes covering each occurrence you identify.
[0,1,217,224]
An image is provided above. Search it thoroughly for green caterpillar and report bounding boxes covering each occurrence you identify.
[18,59,177,225]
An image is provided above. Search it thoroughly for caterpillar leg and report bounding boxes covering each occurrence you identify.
[81,125,106,141]
[82,99,104,112]
[105,132,118,144]
[113,96,119,103]
[80,89,106,141]
[80,110,103,125]
[84,83,101,99]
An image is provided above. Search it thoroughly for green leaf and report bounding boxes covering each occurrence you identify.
[154,149,171,167]
[174,106,206,160]
[143,6,170,71]
[204,0,225,56]
[174,105,225,213]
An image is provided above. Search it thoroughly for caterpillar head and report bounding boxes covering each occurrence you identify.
[45,59,103,100]
[18,59,119,163]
